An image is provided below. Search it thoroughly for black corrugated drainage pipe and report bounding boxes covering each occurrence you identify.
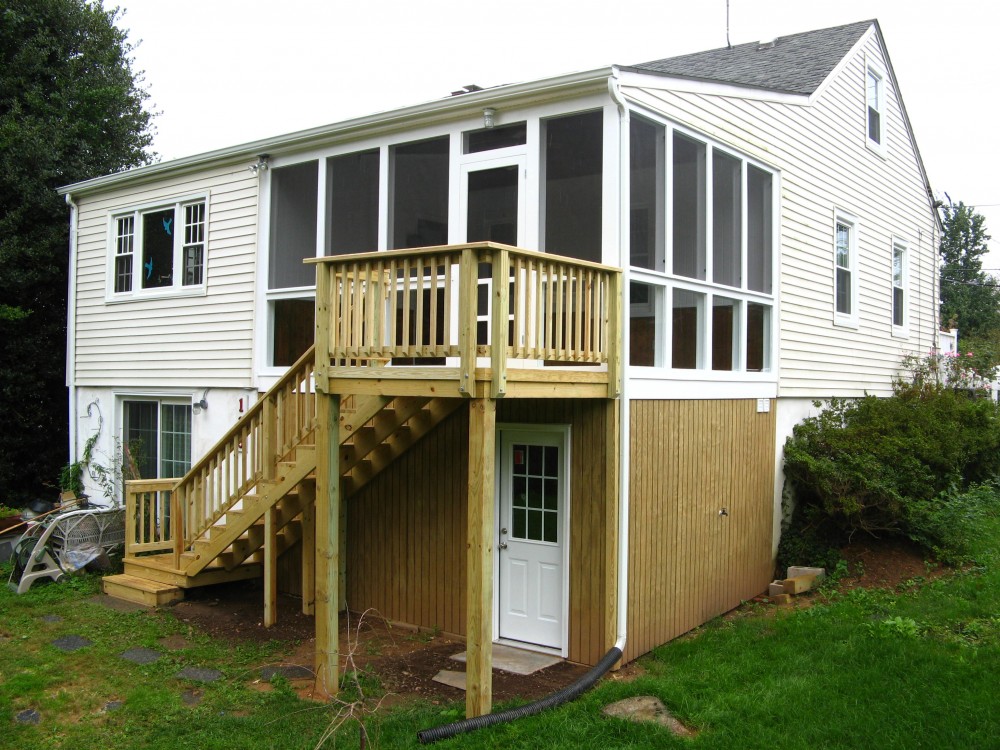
[416,646,623,744]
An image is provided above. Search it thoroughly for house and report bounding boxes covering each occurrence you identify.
[59,19,940,717]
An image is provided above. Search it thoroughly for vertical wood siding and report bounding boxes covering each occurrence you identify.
[346,399,614,666]
[73,163,259,387]
[625,32,938,398]
[625,399,776,662]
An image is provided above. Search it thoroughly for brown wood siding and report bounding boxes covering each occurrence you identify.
[625,399,776,663]
[346,399,614,666]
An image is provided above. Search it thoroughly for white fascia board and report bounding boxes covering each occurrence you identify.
[615,69,810,106]
[59,67,613,199]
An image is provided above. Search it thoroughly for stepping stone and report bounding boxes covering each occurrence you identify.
[120,647,162,665]
[51,635,92,652]
[176,667,222,683]
[431,670,468,691]
[15,708,40,725]
[261,665,313,681]
[103,700,124,713]
[157,634,191,651]
[181,689,202,706]
[450,643,561,675]
[41,614,63,623]
[602,696,695,737]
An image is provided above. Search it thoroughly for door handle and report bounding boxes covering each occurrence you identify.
[499,541,508,550]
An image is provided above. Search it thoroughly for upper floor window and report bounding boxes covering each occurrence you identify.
[834,211,859,327]
[892,239,908,334]
[111,199,206,297]
[866,62,886,154]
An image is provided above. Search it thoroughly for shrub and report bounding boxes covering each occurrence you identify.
[782,364,1000,558]
[905,482,1000,564]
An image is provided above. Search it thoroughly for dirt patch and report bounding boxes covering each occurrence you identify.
[837,536,948,590]
[166,580,588,705]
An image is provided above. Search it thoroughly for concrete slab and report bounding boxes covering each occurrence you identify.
[51,635,92,652]
[450,643,561,675]
[603,696,695,737]
[120,647,163,665]
[431,670,468,691]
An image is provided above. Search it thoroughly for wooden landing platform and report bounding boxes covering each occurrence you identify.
[102,574,183,606]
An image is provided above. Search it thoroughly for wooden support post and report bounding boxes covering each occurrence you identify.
[458,248,477,397]
[315,393,341,698]
[466,398,496,718]
[490,247,509,399]
[300,480,316,616]
[263,506,277,627]
[262,395,277,481]
[339,486,348,613]
[604,399,621,662]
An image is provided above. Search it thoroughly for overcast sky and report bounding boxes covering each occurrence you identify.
[113,0,1000,261]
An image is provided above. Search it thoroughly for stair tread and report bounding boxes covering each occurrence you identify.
[104,573,181,593]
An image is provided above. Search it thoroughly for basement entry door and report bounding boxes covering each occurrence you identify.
[497,427,568,652]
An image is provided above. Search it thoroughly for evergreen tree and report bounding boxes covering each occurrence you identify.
[0,0,154,504]
[939,201,1000,338]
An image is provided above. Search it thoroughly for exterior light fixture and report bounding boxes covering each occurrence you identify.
[249,154,270,175]
[482,108,496,129]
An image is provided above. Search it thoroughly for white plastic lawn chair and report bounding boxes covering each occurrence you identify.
[9,505,125,594]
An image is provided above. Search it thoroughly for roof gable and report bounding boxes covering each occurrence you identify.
[624,20,874,95]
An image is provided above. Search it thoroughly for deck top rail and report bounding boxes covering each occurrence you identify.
[309,242,622,398]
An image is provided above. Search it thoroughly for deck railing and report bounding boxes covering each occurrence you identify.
[124,479,175,557]
[310,242,622,397]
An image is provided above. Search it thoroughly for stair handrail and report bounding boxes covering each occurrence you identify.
[170,344,318,566]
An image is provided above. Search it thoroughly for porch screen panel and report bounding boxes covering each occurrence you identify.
[391,136,449,249]
[630,117,662,270]
[327,149,379,255]
[543,110,602,263]
[269,160,318,289]
[712,151,742,287]
[747,166,773,294]
[672,133,706,280]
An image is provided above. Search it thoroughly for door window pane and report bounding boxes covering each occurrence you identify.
[510,442,559,544]
[161,404,191,478]
[123,401,157,480]
[543,110,603,262]
[327,149,379,255]
[391,136,449,249]
[467,166,518,244]
[269,161,318,289]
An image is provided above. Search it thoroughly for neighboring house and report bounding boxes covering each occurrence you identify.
[59,19,940,717]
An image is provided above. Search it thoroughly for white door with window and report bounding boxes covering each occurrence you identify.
[497,427,568,652]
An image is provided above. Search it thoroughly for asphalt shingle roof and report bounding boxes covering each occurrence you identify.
[625,20,875,95]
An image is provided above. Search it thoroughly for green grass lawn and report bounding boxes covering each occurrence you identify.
[3,518,1000,749]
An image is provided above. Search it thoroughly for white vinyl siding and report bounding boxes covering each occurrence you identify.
[623,28,937,397]
[73,164,258,388]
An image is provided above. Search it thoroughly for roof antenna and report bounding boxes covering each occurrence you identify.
[726,0,732,49]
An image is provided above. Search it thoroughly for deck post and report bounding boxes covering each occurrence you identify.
[300,480,316,615]
[466,397,496,718]
[315,392,341,697]
[490,247,509,399]
[263,506,277,627]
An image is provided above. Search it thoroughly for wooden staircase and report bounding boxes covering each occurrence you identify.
[104,346,463,606]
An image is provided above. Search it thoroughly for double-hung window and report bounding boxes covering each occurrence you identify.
[111,198,207,297]
[834,212,859,327]
[866,61,886,154]
[892,239,908,334]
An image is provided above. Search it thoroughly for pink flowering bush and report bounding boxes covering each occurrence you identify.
[898,349,995,397]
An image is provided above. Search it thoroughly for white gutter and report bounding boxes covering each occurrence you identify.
[608,69,630,655]
[64,192,79,464]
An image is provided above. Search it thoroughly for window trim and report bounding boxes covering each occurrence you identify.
[106,195,209,302]
[833,210,860,328]
[891,237,909,337]
[865,57,887,156]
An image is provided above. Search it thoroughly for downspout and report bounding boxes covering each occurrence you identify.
[65,193,79,466]
[418,71,632,744]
